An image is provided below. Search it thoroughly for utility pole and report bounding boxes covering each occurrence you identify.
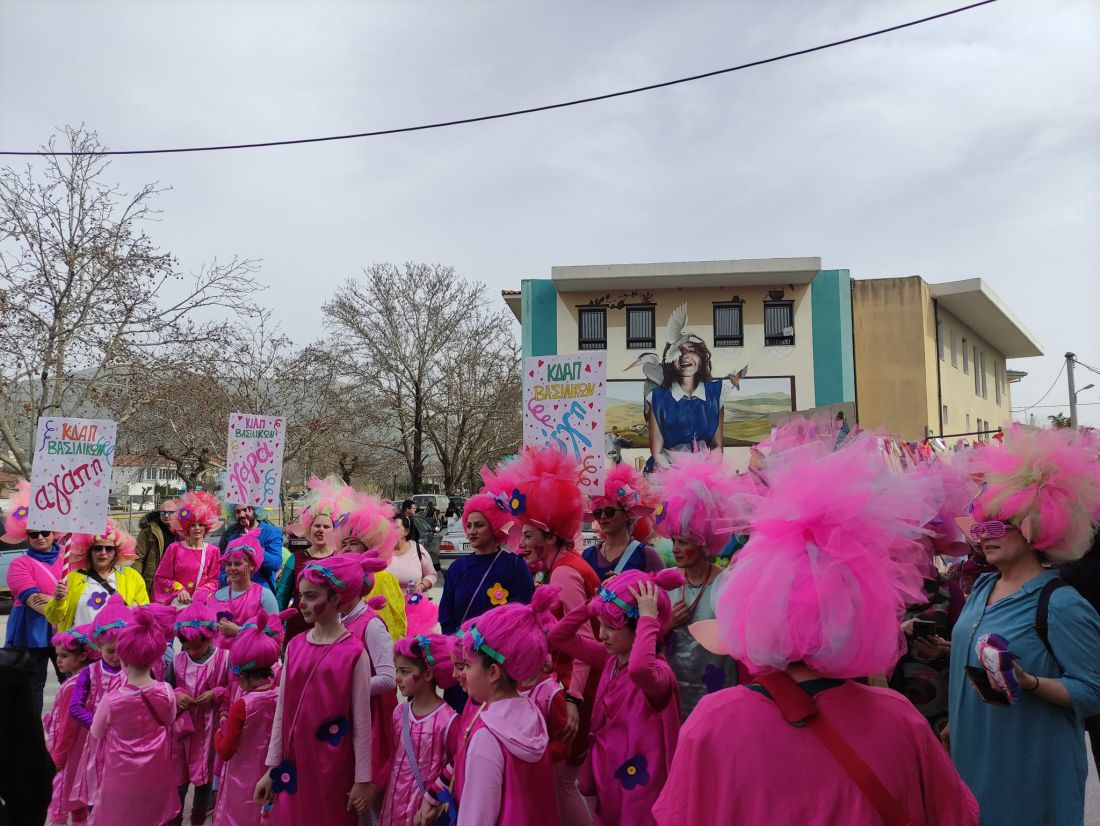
[1066,352,1078,429]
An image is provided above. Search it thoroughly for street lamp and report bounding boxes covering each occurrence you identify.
[1074,383,1095,401]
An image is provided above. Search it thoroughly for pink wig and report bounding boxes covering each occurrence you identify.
[174,593,218,642]
[918,456,978,557]
[68,519,138,569]
[222,526,264,569]
[295,476,355,534]
[394,634,458,689]
[588,463,656,521]
[171,491,223,535]
[461,493,513,544]
[90,594,136,645]
[588,568,685,635]
[297,552,387,612]
[480,447,584,547]
[116,604,176,669]
[651,453,745,556]
[460,595,556,685]
[715,432,939,678]
[52,622,101,661]
[340,491,400,564]
[229,610,284,673]
[968,425,1100,561]
[1,480,31,543]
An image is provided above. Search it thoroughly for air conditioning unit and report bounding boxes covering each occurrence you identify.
[782,327,794,337]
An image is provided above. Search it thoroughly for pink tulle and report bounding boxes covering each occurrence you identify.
[404,593,439,637]
[340,491,399,563]
[480,447,585,546]
[68,518,137,567]
[651,452,747,556]
[1,480,30,543]
[588,464,656,517]
[292,475,357,533]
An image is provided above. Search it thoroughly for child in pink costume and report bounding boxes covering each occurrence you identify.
[213,611,283,826]
[155,491,223,605]
[69,595,131,809]
[212,529,268,637]
[652,433,978,825]
[547,569,684,826]
[45,624,99,825]
[171,595,231,825]
[258,554,375,825]
[89,604,181,826]
[369,634,458,826]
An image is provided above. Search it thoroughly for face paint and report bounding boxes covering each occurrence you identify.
[313,602,327,618]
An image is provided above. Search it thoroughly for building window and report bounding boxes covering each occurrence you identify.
[962,339,969,374]
[713,302,744,347]
[966,413,971,431]
[974,347,981,395]
[578,307,607,351]
[764,302,795,346]
[625,305,655,350]
[995,361,1003,405]
[937,319,944,361]
[942,405,949,426]
[950,330,958,367]
[979,351,988,398]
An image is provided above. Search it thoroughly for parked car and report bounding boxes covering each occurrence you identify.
[437,520,472,572]
[107,495,122,509]
[411,494,449,514]
[0,545,25,610]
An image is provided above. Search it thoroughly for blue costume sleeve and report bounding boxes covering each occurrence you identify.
[258,523,283,589]
[507,555,535,605]
[1049,588,1100,717]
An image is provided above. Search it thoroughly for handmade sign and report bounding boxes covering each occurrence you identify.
[226,413,286,508]
[27,416,117,535]
[523,352,607,491]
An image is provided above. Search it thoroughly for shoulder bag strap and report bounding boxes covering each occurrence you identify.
[756,672,917,826]
[612,540,642,577]
[80,568,117,596]
[1035,578,1068,666]
[401,703,428,795]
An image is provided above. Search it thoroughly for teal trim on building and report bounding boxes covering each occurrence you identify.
[521,279,558,358]
[811,270,855,405]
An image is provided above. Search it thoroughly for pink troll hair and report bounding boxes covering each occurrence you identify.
[651,453,744,556]
[171,491,223,535]
[461,493,513,544]
[588,463,656,521]
[340,491,400,564]
[1,480,31,543]
[588,568,685,635]
[297,552,387,611]
[715,431,939,679]
[116,604,177,669]
[174,592,218,642]
[229,610,284,673]
[394,633,458,689]
[460,591,561,685]
[68,518,138,568]
[52,623,101,661]
[90,594,136,645]
[480,447,585,547]
[295,476,356,534]
[917,455,978,557]
[969,425,1100,561]
[222,526,264,568]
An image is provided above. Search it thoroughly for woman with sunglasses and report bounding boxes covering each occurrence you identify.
[582,465,664,582]
[44,519,149,635]
[947,426,1100,826]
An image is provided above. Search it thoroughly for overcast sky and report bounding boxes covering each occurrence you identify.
[2,0,1097,425]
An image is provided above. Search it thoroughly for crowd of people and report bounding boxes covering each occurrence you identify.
[2,420,1099,826]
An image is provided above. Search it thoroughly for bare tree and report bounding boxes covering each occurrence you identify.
[0,126,262,476]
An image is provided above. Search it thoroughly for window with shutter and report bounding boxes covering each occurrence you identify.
[764,302,795,346]
[713,303,744,347]
[626,306,655,349]
[578,307,607,351]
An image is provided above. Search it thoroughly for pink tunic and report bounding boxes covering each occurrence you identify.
[344,602,399,777]
[213,686,278,826]
[172,647,231,785]
[265,630,373,826]
[211,583,265,625]
[652,681,979,825]
[45,677,87,823]
[72,659,124,807]
[153,541,221,604]
[88,682,180,826]
[377,703,456,826]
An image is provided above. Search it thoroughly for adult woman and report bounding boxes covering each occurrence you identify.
[581,465,663,582]
[153,491,222,607]
[45,520,148,633]
[651,453,742,718]
[338,491,406,639]
[948,426,1100,825]
[387,514,438,636]
[211,529,278,638]
[646,338,725,470]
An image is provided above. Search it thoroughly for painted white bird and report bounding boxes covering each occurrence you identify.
[662,302,704,363]
[624,352,665,385]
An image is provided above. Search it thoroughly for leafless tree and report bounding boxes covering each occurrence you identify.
[0,126,262,477]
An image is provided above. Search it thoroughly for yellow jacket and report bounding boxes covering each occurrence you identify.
[366,571,407,641]
[44,566,150,632]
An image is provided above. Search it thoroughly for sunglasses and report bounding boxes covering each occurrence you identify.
[969,521,1008,542]
[27,530,51,539]
[593,507,622,520]
[90,544,117,553]
[161,511,177,517]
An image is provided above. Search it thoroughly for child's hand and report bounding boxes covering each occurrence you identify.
[254,773,274,802]
[195,690,216,706]
[414,798,443,826]
[218,619,241,637]
[629,581,660,620]
[347,781,371,814]
[176,693,194,711]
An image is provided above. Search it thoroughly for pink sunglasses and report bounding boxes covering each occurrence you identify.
[969,520,1008,542]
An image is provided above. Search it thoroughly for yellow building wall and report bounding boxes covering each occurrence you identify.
[936,307,1013,437]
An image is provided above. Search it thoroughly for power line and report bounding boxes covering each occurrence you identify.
[0,0,1000,157]
[1071,356,1100,376]
[1012,402,1100,411]
[1013,362,1066,413]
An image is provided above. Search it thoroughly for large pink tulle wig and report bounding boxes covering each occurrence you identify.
[297,552,387,612]
[222,526,264,569]
[394,634,458,689]
[651,453,744,556]
[174,593,218,643]
[714,432,939,678]
[461,493,513,544]
[171,491,223,535]
[116,604,177,669]
[293,476,356,535]
[480,447,584,547]
[588,463,656,520]
[965,425,1100,562]
[340,491,400,564]
[459,587,562,685]
[1,480,31,543]
[68,519,137,569]
[917,455,978,558]
[90,594,136,645]
[52,623,101,662]
[588,568,685,636]
[230,610,285,674]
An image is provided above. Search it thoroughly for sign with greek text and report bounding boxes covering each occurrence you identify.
[523,351,607,491]
[27,416,117,534]
[225,413,286,508]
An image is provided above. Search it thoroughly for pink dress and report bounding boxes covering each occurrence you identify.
[172,647,231,785]
[265,630,373,826]
[377,702,456,826]
[213,685,278,826]
[548,609,680,826]
[45,677,87,824]
[153,541,221,604]
[652,681,979,825]
[89,681,181,826]
[452,697,557,826]
[71,659,124,807]
[344,601,399,776]
[211,583,265,625]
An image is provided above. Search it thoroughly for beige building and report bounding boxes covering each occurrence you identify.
[853,276,1042,441]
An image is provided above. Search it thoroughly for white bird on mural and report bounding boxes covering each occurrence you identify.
[662,302,704,363]
[624,352,665,386]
